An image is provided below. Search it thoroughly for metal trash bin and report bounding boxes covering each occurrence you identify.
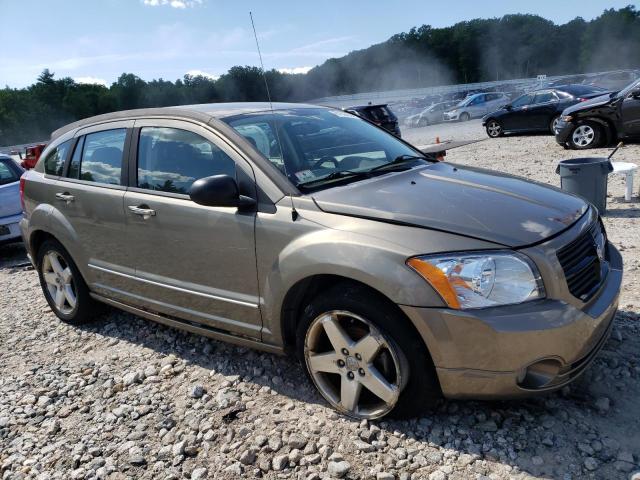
[556,157,613,214]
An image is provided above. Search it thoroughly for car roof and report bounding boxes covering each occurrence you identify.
[50,102,320,140]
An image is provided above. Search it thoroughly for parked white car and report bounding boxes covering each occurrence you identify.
[404,102,456,128]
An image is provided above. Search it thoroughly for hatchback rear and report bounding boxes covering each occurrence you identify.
[0,156,24,244]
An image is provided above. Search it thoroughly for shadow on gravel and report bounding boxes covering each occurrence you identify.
[69,288,640,479]
[604,206,640,218]
[0,242,29,269]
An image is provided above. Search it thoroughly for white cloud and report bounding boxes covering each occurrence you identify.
[185,69,219,80]
[74,76,108,87]
[277,66,313,75]
[142,0,202,8]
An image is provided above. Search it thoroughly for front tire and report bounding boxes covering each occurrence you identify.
[459,112,471,122]
[296,284,440,419]
[36,239,97,324]
[568,121,603,149]
[486,119,503,138]
[550,115,561,135]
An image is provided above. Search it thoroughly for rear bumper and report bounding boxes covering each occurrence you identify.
[400,243,622,399]
[0,213,23,244]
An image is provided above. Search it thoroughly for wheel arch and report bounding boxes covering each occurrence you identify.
[577,116,616,145]
[279,274,437,368]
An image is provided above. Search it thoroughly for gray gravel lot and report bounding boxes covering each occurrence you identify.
[1,125,639,480]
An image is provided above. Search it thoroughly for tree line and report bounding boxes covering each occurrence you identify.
[1,6,639,146]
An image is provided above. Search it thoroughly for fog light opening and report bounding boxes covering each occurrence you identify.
[518,358,562,390]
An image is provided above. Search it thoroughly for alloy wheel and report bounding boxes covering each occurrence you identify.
[487,121,502,137]
[551,117,561,134]
[304,310,408,419]
[42,251,77,315]
[572,125,595,147]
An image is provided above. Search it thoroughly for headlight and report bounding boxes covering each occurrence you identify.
[561,115,573,122]
[407,251,545,309]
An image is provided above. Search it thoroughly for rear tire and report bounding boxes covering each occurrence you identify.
[36,239,98,325]
[568,121,603,149]
[485,119,503,138]
[296,283,440,419]
[550,115,561,135]
[459,112,471,122]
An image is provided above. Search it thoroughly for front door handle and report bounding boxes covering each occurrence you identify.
[55,192,75,204]
[128,205,156,220]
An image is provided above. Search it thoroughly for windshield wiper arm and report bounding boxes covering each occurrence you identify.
[297,169,370,188]
[367,154,427,173]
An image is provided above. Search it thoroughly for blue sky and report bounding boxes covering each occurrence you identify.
[0,0,632,88]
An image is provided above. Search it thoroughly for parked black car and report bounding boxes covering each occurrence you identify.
[344,104,401,137]
[482,85,608,138]
[555,78,640,149]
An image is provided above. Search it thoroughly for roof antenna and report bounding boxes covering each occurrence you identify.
[249,11,298,221]
[249,11,273,111]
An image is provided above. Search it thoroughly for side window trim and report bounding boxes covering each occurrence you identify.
[57,126,132,189]
[63,136,83,178]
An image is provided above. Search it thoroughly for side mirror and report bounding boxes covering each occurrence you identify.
[189,174,255,209]
[631,88,640,99]
[504,104,512,110]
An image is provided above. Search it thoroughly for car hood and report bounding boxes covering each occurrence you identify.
[562,93,613,115]
[312,163,588,247]
[0,181,21,218]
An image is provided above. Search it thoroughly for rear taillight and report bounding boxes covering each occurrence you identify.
[578,98,588,102]
[19,174,26,212]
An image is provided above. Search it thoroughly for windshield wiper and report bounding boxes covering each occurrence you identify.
[297,169,370,189]
[297,154,427,190]
[368,154,427,173]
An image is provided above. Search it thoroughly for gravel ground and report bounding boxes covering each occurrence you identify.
[1,125,640,480]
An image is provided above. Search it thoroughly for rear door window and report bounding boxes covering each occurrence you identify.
[73,129,127,185]
[42,140,72,176]
[533,92,555,104]
[511,94,534,108]
[136,127,236,194]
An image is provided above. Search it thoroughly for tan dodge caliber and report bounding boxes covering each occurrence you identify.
[20,103,622,419]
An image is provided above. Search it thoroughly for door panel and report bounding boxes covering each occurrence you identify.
[122,119,262,338]
[54,121,134,298]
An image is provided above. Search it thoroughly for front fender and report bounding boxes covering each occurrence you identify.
[258,213,448,345]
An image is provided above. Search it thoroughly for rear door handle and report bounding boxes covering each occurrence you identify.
[128,205,156,220]
[55,192,75,204]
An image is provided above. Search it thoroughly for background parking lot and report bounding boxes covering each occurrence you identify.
[1,131,639,479]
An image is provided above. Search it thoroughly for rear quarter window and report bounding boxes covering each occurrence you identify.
[42,140,72,176]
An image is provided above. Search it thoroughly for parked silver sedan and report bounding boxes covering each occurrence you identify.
[444,93,510,121]
[404,102,456,128]
[20,103,621,419]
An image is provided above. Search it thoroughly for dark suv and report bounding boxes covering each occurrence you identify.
[555,79,640,149]
[344,104,401,137]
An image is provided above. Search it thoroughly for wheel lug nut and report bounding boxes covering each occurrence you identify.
[337,359,345,368]
[341,348,349,356]
[355,353,362,360]
[358,368,365,376]
[347,371,354,380]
